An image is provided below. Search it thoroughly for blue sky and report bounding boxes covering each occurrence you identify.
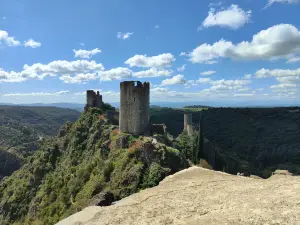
[1,0,300,105]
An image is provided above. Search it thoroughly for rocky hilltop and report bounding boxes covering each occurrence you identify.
[56,167,300,225]
[0,107,188,225]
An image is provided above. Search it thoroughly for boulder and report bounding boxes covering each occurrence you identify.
[89,191,114,207]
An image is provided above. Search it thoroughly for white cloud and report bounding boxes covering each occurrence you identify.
[188,24,300,64]
[270,83,297,89]
[73,48,101,59]
[244,74,252,79]
[74,90,120,98]
[3,91,69,97]
[266,0,300,8]
[287,56,300,63]
[208,1,222,7]
[200,70,216,76]
[234,93,254,97]
[0,60,104,83]
[185,78,212,87]
[24,39,41,48]
[99,67,132,81]
[0,30,21,46]
[80,42,85,46]
[177,64,186,72]
[255,68,300,79]
[154,25,160,29]
[59,73,98,84]
[133,68,172,78]
[161,74,185,86]
[117,32,134,40]
[125,53,175,68]
[201,5,251,30]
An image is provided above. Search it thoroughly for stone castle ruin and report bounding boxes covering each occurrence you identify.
[184,113,194,136]
[85,90,103,110]
[119,81,150,135]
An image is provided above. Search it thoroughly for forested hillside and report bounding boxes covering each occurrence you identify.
[150,107,300,177]
[0,108,188,225]
[0,106,80,180]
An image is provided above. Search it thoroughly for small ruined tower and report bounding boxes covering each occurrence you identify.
[184,113,193,136]
[119,81,150,135]
[85,90,103,110]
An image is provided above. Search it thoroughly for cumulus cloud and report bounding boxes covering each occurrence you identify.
[117,32,134,40]
[161,74,186,86]
[287,56,300,63]
[200,70,216,76]
[201,5,251,30]
[0,30,21,46]
[74,90,120,98]
[255,68,300,97]
[234,93,254,97]
[244,74,252,79]
[59,73,98,84]
[255,68,300,79]
[24,39,41,48]
[188,24,300,64]
[133,68,172,78]
[0,60,104,83]
[125,53,175,68]
[99,67,133,81]
[266,0,300,7]
[3,91,69,97]
[73,48,101,59]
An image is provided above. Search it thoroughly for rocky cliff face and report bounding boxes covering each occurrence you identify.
[56,167,300,225]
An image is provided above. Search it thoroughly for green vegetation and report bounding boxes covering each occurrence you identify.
[0,106,80,179]
[151,106,300,177]
[0,108,188,225]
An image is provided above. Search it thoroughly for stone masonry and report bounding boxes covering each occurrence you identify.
[119,81,150,135]
[184,113,193,136]
[85,90,103,110]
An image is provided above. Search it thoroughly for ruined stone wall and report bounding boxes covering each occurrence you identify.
[119,81,150,135]
[86,90,103,109]
[151,124,167,136]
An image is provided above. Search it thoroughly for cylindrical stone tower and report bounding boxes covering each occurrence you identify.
[119,81,150,135]
[184,113,192,130]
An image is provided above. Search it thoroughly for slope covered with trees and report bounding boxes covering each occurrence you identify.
[0,108,188,225]
[150,107,300,177]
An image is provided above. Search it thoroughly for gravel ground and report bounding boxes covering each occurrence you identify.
[56,167,300,225]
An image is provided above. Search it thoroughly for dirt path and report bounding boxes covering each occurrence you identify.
[56,167,300,225]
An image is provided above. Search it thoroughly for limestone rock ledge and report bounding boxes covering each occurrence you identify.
[56,167,300,225]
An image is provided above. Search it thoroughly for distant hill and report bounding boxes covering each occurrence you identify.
[0,105,80,179]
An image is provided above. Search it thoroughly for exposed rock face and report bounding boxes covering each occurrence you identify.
[89,192,114,207]
[56,167,300,225]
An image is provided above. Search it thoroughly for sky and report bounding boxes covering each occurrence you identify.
[1,0,300,105]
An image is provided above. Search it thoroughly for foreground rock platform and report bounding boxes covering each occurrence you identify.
[56,167,300,225]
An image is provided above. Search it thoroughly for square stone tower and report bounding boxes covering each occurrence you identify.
[85,90,103,110]
[119,81,150,135]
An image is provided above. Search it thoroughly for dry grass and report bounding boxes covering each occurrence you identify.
[128,141,142,154]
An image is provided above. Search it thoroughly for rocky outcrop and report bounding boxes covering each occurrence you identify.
[56,167,300,225]
[89,191,114,207]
